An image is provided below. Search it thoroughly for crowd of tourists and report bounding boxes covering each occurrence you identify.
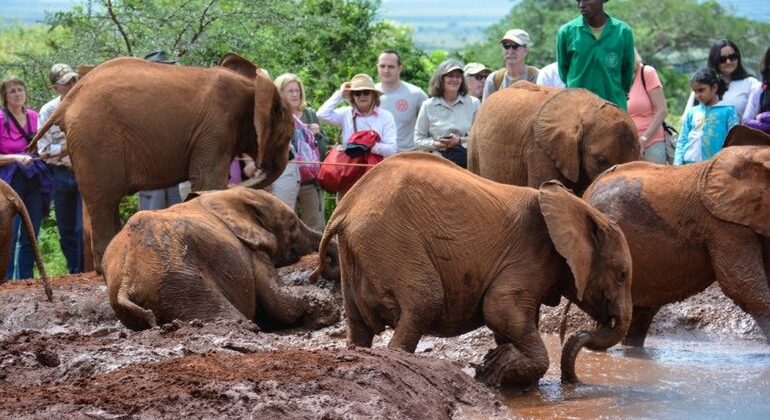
[2,0,770,279]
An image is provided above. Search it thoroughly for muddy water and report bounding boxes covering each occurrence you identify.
[505,335,770,418]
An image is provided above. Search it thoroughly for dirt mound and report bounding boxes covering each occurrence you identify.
[0,345,507,419]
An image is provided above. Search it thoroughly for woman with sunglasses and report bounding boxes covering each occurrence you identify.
[742,45,770,133]
[317,74,397,197]
[682,39,760,120]
[414,59,481,168]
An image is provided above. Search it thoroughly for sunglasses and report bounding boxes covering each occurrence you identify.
[502,43,525,51]
[351,90,372,97]
[472,74,488,81]
[718,52,740,64]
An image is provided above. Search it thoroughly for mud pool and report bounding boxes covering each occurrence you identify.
[2,259,770,418]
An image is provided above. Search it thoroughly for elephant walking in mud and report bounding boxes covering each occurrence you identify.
[29,54,295,271]
[583,142,770,347]
[0,180,51,300]
[312,153,633,386]
[468,81,640,194]
[102,187,339,331]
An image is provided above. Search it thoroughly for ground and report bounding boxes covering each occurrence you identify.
[0,255,763,418]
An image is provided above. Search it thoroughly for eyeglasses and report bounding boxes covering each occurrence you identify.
[472,74,488,81]
[443,73,463,79]
[351,90,372,97]
[718,52,740,64]
[502,43,525,51]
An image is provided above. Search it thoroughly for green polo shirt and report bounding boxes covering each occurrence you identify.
[556,14,635,110]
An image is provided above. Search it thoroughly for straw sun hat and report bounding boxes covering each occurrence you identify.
[342,73,382,100]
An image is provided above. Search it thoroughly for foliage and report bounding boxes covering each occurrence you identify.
[462,0,770,121]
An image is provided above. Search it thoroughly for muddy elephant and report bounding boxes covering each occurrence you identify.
[311,153,633,386]
[468,81,640,195]
[0,180,52,300]
[102,187,339,331]
[29,53,294,270]
[583,145,770,347]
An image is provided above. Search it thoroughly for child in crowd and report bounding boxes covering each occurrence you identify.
[674,68,738,165]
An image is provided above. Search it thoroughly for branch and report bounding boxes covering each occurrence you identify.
[175,0,219,57]
[104,0,132,55]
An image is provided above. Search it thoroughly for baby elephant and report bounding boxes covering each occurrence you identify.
[312,153,633,387]
[103,187,339,331]
[0,179,51,300]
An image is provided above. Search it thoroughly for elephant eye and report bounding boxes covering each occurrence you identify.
[618,270,627,283]
[597,155,608,165]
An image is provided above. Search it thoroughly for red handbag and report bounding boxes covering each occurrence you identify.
[317,116,383,192]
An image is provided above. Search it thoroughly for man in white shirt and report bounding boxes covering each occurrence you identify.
[374,50,428,152]
[482,29,540,102]
[38,63,83,274]
[536,62,566,88]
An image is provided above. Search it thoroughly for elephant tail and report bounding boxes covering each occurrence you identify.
[6,183,53,301]
[115,281,157,330]
[308,212,345,284]
[25,101,67,154]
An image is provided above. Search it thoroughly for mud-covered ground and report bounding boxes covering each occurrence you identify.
[0,255,763,419]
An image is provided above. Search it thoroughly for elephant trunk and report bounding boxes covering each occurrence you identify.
[560,298,631,383]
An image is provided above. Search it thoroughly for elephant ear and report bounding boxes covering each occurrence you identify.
[248,71,294,189]
[218,53,258,80]
[533,89,592,183]
[539,180,609,301]
[700,146,770,236]
[199,189,277,255]
[723,125,770,148]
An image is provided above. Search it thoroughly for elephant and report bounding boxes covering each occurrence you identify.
[310,152,633,386]
[583,144,770,347]
[467,81,640,195]
[0,180,52,300]
[29,53,295,271]
[102,187,340,331]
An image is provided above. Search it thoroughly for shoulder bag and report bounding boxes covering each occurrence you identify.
[316,114,383,192]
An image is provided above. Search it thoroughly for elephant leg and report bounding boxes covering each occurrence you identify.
[388,312,430,353]
[622,306,660,347]
[342,278,375,348]
[88,198,122,272]
[476,278,549,387]
[711,236,770,342]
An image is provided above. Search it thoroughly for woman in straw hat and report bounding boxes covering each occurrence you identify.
[317,73,397,197]
[414,59,480,168]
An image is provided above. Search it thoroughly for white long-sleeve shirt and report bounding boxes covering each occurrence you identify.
[316,91,397,157]
[37,96,71,167]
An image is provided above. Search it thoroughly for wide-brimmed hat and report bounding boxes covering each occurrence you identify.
[49,63,78,85]
[343,74,382,100]
[143,50,178,64]
[463,63,491,76]
[500,29,531,47]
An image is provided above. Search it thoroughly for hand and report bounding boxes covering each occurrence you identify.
[340,82,352,95]
[52,131,66,141]
[243,160,257,178]
[439,134,461,148]
[308,123,320,135]
[14,154,33,165]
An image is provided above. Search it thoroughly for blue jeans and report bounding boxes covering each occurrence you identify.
[51,166,83,274]
[6,170,45,280]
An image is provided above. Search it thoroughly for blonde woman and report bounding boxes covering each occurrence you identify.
[274,73,328,230]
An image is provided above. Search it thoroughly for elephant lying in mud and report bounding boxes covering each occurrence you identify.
[583,144,770,347]
[311,153,633,386]
[0,180,51,300]
[103,187,339,331]
[468,81,640,195]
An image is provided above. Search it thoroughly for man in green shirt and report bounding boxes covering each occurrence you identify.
[556,0,635,110]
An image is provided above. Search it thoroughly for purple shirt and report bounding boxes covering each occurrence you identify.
[0,108,38,154]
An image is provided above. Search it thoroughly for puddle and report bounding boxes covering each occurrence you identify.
[504,335,770,419]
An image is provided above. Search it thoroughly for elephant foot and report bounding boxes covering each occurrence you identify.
[621,334,647,348]
[474,343,543,388]
[300,292,341,329]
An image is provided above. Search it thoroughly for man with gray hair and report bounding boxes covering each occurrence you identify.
[38,63,83,273]
[482,28,539,102]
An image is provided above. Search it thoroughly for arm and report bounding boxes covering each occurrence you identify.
[726,107,739,131]
[674,112,691,165]
[556,29,569,86]
[481,74,495,102]
[621,29,636,94]
[371,111,398,157]
[316,90,346,127]
[413,101,439,151]
[682,91,695,122]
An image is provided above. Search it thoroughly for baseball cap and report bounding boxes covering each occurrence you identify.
[49,63,78,85]
[501,29,531,47]
[463,63,492,76]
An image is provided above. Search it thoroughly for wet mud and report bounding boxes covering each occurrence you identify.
[2,255,769,418]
